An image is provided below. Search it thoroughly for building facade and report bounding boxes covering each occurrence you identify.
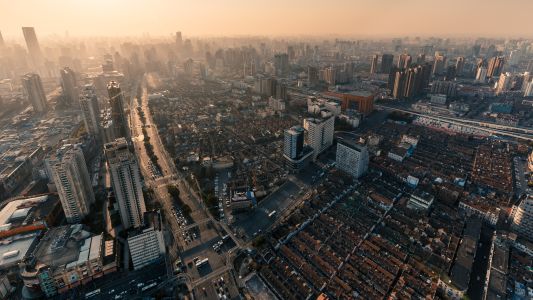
[105,138,146,229]
[335,140,369,178]
[79,84,101,139]
[127,227,165,270]
[50,144,94,223]
[304,116,334,160]
[22,73,48,113]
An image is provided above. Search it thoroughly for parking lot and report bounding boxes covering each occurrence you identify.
[193,270,240,300]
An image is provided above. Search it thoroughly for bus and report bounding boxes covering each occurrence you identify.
[85,289,101,299]
[195,258,209,268]
[141,282,157,292]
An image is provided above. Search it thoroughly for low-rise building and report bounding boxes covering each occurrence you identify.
[407,189,435,211]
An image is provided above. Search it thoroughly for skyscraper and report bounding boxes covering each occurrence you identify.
[432,54,447,75]
[107,81,129,139]
[307,66,319,86]
[336,139,369,178]
[274,53,289,76]
[380,54,394,74]
[370,55,379,74]
[49,144,95,223]
[455,56,465,76]
[284,126,304,160]
[79,84,101,139]
[304,116,335,160]
[487,56,505,78]
[0,31,4,49]
[105,138,146,229]
[175,31,183,48]
[21,73,48,112]
[398,53,412,69]
[22,27,44,67]
[60,67,78,106]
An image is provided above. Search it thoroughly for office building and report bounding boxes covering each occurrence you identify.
[304,116,334,160]
[128,227,165,270]
[487,56,505,78]
[283,126,314,171]
[49,144,94,223]
[511,195,533,241]
[60,67,78,106]
[22,73,48,113]
[107,81,129,139]
[336,140,369,178]
[79,84,101,139]
[380,54,394,74]
[22,27,44,67]
[105,138,146,229]
[370,55,378,74]
[284,126,304,160]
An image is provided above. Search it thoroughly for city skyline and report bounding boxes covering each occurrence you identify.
[2,0,533,38]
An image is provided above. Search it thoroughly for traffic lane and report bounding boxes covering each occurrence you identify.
[77,262,167,299]
[232,180,300,240]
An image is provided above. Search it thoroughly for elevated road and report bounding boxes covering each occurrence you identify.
[376,104,533,141]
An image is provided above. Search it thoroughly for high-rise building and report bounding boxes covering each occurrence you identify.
[60,67,78,106]
[308,66,319,86]
[49,144,94,223]
[509,50,522,66]
[524,79,533,97]
[476,67,488,82]
[21,73,48,112]
[380,54,394,74]
[487,56,505,78]
[107,81,129,139]
[391,64,431,99]
[175,31,183,48]
[304,116,335,160]
[0,31,4,49]
[128,226,165,270]
[79,84,101,139]
[105,138,146,229]
[274,53,289,76]
[416,53,426,65]
[398,53,412,69]
[284,126,304,160]
[496,72,513,94]
[370,55,379,74]
[336,140,369,178]
[455,57,465,76]
[432,54,447,75]
[511,195,533,241]
[22,27,44,67]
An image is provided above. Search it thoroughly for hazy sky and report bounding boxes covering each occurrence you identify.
[2,0,533,39]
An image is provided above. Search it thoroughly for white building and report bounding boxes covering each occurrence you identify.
[336,140,369,178]
[304,116,334,160]
[105,138,146,229]
[50,144,94,223]
[284,126,304,160]
[511,195,533,241]
[128,227,165,270]
[407,190,434,211]
[79,84,101,139]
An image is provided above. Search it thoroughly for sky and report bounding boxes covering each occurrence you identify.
[2,0,533,39]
